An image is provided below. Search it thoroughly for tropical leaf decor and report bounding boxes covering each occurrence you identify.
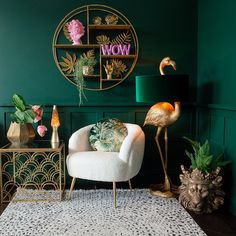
[59,52,78,74]
[111,31,131,45]
[96,35,110,45]
[96,31,131,45]
[63,23,72,42]
[82,49,95,59]
[89,118,128,152]
[111,59,127,78]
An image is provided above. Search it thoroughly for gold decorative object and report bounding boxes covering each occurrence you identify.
[145,102,181,198]
[7,122,35,146]
[63,23,73,42]
[59,52,78,75]
[51,105,60,147]
[159,57,176,75]
[143,57,181,198]
[179,166,225,214]
[52,4,139,91]
[0,141,65,202]
[96,32,131,45]
[111,31,131,44]
[103,60,114,80]
[105,14,118,25]
[111,59,127,78]
[96,35,111,45]
[92,16,102,25]
[82,49,95,59]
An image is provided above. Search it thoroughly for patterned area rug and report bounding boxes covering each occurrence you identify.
[0,189,206,236]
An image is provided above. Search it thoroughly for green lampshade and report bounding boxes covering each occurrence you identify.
[136,74,189,103]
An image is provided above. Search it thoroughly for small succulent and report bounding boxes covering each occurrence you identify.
[183,137,230,174]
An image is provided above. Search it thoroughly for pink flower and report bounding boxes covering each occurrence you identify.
[67,19,85,45]
[37,125,47,137]
[32,105,43,122]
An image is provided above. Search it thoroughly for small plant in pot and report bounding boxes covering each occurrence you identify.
[74,50,97,106]
[78,56,97,76]
[178,137,230,214]
[7,94,47,145]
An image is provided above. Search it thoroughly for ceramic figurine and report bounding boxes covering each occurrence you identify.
[67,19,85,45]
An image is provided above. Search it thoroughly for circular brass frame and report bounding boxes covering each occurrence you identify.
[52,4,139,91]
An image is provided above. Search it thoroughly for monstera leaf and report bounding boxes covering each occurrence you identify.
[89,118,128,152]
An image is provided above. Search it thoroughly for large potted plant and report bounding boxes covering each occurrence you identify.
[178,137,230,214]
[7,94,47,145]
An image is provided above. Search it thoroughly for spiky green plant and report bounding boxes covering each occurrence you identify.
[184,137,230,174]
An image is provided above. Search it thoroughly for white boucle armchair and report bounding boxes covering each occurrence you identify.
[66,123,145,207]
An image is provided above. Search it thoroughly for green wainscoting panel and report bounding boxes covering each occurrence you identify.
[225,116,236,215]
[196,105,236,215]
[198,0,236,214]
[0,104,195,189]
[134,111,147,127]
[103,112,130,123]
[71,111,99,133]
[209,114,225,145]
[169,110,195,137]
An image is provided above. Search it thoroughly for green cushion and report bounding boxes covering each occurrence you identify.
[89,118,128,152]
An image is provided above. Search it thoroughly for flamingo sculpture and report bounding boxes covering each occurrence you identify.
[144,57,179,197]
[159,57,176,75]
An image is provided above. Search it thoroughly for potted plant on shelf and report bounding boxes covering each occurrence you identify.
[178,137,230,214]
[7,94,47,145]
[74,50,97,106]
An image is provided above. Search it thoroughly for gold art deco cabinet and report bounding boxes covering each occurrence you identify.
[52,4,139,91]
[0,141,65,203]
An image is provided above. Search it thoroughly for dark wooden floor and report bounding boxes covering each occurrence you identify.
[1,203,236,235]
[189,209,236,236]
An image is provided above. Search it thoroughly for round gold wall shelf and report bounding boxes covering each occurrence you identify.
[52,4,139,91]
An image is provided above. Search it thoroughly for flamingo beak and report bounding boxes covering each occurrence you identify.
[170,60,176,70]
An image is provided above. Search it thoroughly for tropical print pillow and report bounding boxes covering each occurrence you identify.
[89,118,128,152]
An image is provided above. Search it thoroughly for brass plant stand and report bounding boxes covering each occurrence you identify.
[0,140,65,203]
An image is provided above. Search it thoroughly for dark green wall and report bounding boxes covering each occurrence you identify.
[2,0,236,216]
[0,0,197,185]
[198,0,236,105]
[198,0,236,215]
[0,0,197,105]
[0,0,202,209]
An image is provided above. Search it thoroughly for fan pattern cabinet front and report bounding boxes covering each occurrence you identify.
[52,4,139,91]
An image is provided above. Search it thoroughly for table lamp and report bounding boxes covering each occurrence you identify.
[51,105,60,147]
[136,57,189,197]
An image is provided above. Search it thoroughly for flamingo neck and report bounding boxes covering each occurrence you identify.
[170,102,181,122]
[159,63,165,75]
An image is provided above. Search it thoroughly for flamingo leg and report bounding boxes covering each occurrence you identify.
[155,127,171,192]
[164,127,168,170]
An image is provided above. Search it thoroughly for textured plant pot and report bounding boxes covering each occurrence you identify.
[7,122,35,145]
[82,66,94,76]
[178,165,225,214]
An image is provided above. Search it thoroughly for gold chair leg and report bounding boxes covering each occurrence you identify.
[128,179,132,191]
[113,182,117,208]
[69,177,76,199]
